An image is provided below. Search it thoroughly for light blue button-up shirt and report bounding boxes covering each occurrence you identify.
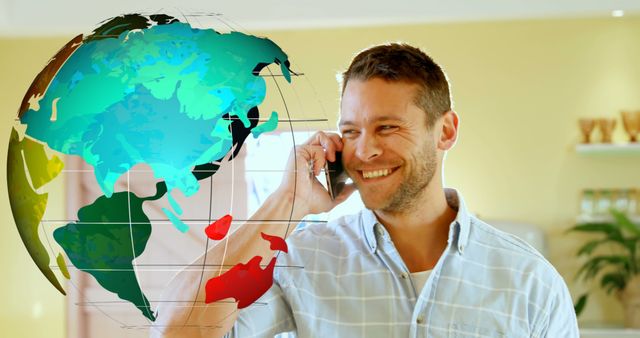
[228,189,579,337]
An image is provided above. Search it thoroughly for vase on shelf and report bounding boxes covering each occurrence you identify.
[621,111,640,143]
[597,118,616,143]
[579,118,595,143]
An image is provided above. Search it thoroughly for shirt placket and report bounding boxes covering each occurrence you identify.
[374,222,460,338]
[410,249,453,338]
[372,223,422,336]
[411,222,460,338]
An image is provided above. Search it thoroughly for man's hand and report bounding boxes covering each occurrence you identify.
[275,131,355,218]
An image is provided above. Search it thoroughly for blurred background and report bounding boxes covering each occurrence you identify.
[1,0,640,337]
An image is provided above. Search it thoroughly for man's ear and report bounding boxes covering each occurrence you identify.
[437,111,459,151]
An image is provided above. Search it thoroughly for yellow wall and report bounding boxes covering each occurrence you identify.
[1,15,639,336]
[0,38,69,338]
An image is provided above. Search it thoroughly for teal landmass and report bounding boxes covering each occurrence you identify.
[251,111,279,138]
[53,191,156,321]
[20,20,290,205]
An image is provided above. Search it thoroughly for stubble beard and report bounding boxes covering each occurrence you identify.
[349,138,438,213]
[380,141,437,213]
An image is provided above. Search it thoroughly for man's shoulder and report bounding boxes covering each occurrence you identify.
[467,217,561,283]
[463,217,577,333]
[470,217,545,258]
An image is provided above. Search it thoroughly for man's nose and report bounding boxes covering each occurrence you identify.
[355,132,382,161]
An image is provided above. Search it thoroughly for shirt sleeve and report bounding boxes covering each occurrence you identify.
[224,277,296,338]
[539,276,580,338]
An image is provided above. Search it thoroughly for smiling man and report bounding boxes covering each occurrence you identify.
[155,43,579,338]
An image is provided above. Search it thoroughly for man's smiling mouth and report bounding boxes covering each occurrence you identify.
[359,167,398,179]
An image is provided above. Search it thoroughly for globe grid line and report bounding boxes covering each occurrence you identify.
[53,263,305,267]
[39,219,327,223]
[50,264,305,271]
[265,64,299,264]
[78,300,267,305]
[126,170,157,324]
[206,116,238,332]
[216,148,235,279]
[57,167,329,173]
[185,8,233,329]
[181,172,215,328]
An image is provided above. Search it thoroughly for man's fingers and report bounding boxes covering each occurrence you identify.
[302,131,324,146]
[299,145,326,176]
[326,134,344,163]
[326,133,343,152]
[304,131,343,162]
[314,132,336,162]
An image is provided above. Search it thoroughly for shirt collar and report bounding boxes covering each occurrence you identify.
[361,188,471,255]
[362,207,380,252]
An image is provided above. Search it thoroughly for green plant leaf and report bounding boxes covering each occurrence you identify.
[568,223,621,234]
[600,272,626,294]
[577,239,605,256]
[620,237,639,253]
[576,255,630,282]
[576,260,601,282]
[574,293,588,316]
[569,212,640,309]
[568,223,625,245]
[570,221,634,254]
[611,209,640,237]
[602,232,637,255]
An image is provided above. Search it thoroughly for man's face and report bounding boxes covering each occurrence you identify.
[339,78,438,212]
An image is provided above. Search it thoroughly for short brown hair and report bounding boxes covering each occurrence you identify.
[341,43,452,127]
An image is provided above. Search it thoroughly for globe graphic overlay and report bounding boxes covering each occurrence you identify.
[7,13,294,324]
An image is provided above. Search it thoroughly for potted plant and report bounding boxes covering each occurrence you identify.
[569,209,640,327]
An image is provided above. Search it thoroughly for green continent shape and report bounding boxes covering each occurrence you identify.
[53,191,155,321]
[7,128,65,295]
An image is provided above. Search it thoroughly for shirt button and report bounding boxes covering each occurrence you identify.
[416,316,425,324]
[400,273,408,279]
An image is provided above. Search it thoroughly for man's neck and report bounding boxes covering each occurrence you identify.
[373,187,457,273]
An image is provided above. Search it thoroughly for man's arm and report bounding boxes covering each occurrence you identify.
[540,276,580,338]
[152,132,353,338]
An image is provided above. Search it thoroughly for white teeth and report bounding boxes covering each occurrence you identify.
[363,169,391,179]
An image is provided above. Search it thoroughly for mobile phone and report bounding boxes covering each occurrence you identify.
[324,151,348,200]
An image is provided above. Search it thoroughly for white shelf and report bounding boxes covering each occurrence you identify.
[580,323,640,337]
[580,327,640,338]
[576,143,640,154]
[577,214,640,224]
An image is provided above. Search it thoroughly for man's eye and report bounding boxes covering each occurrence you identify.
[379,125,398,133]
